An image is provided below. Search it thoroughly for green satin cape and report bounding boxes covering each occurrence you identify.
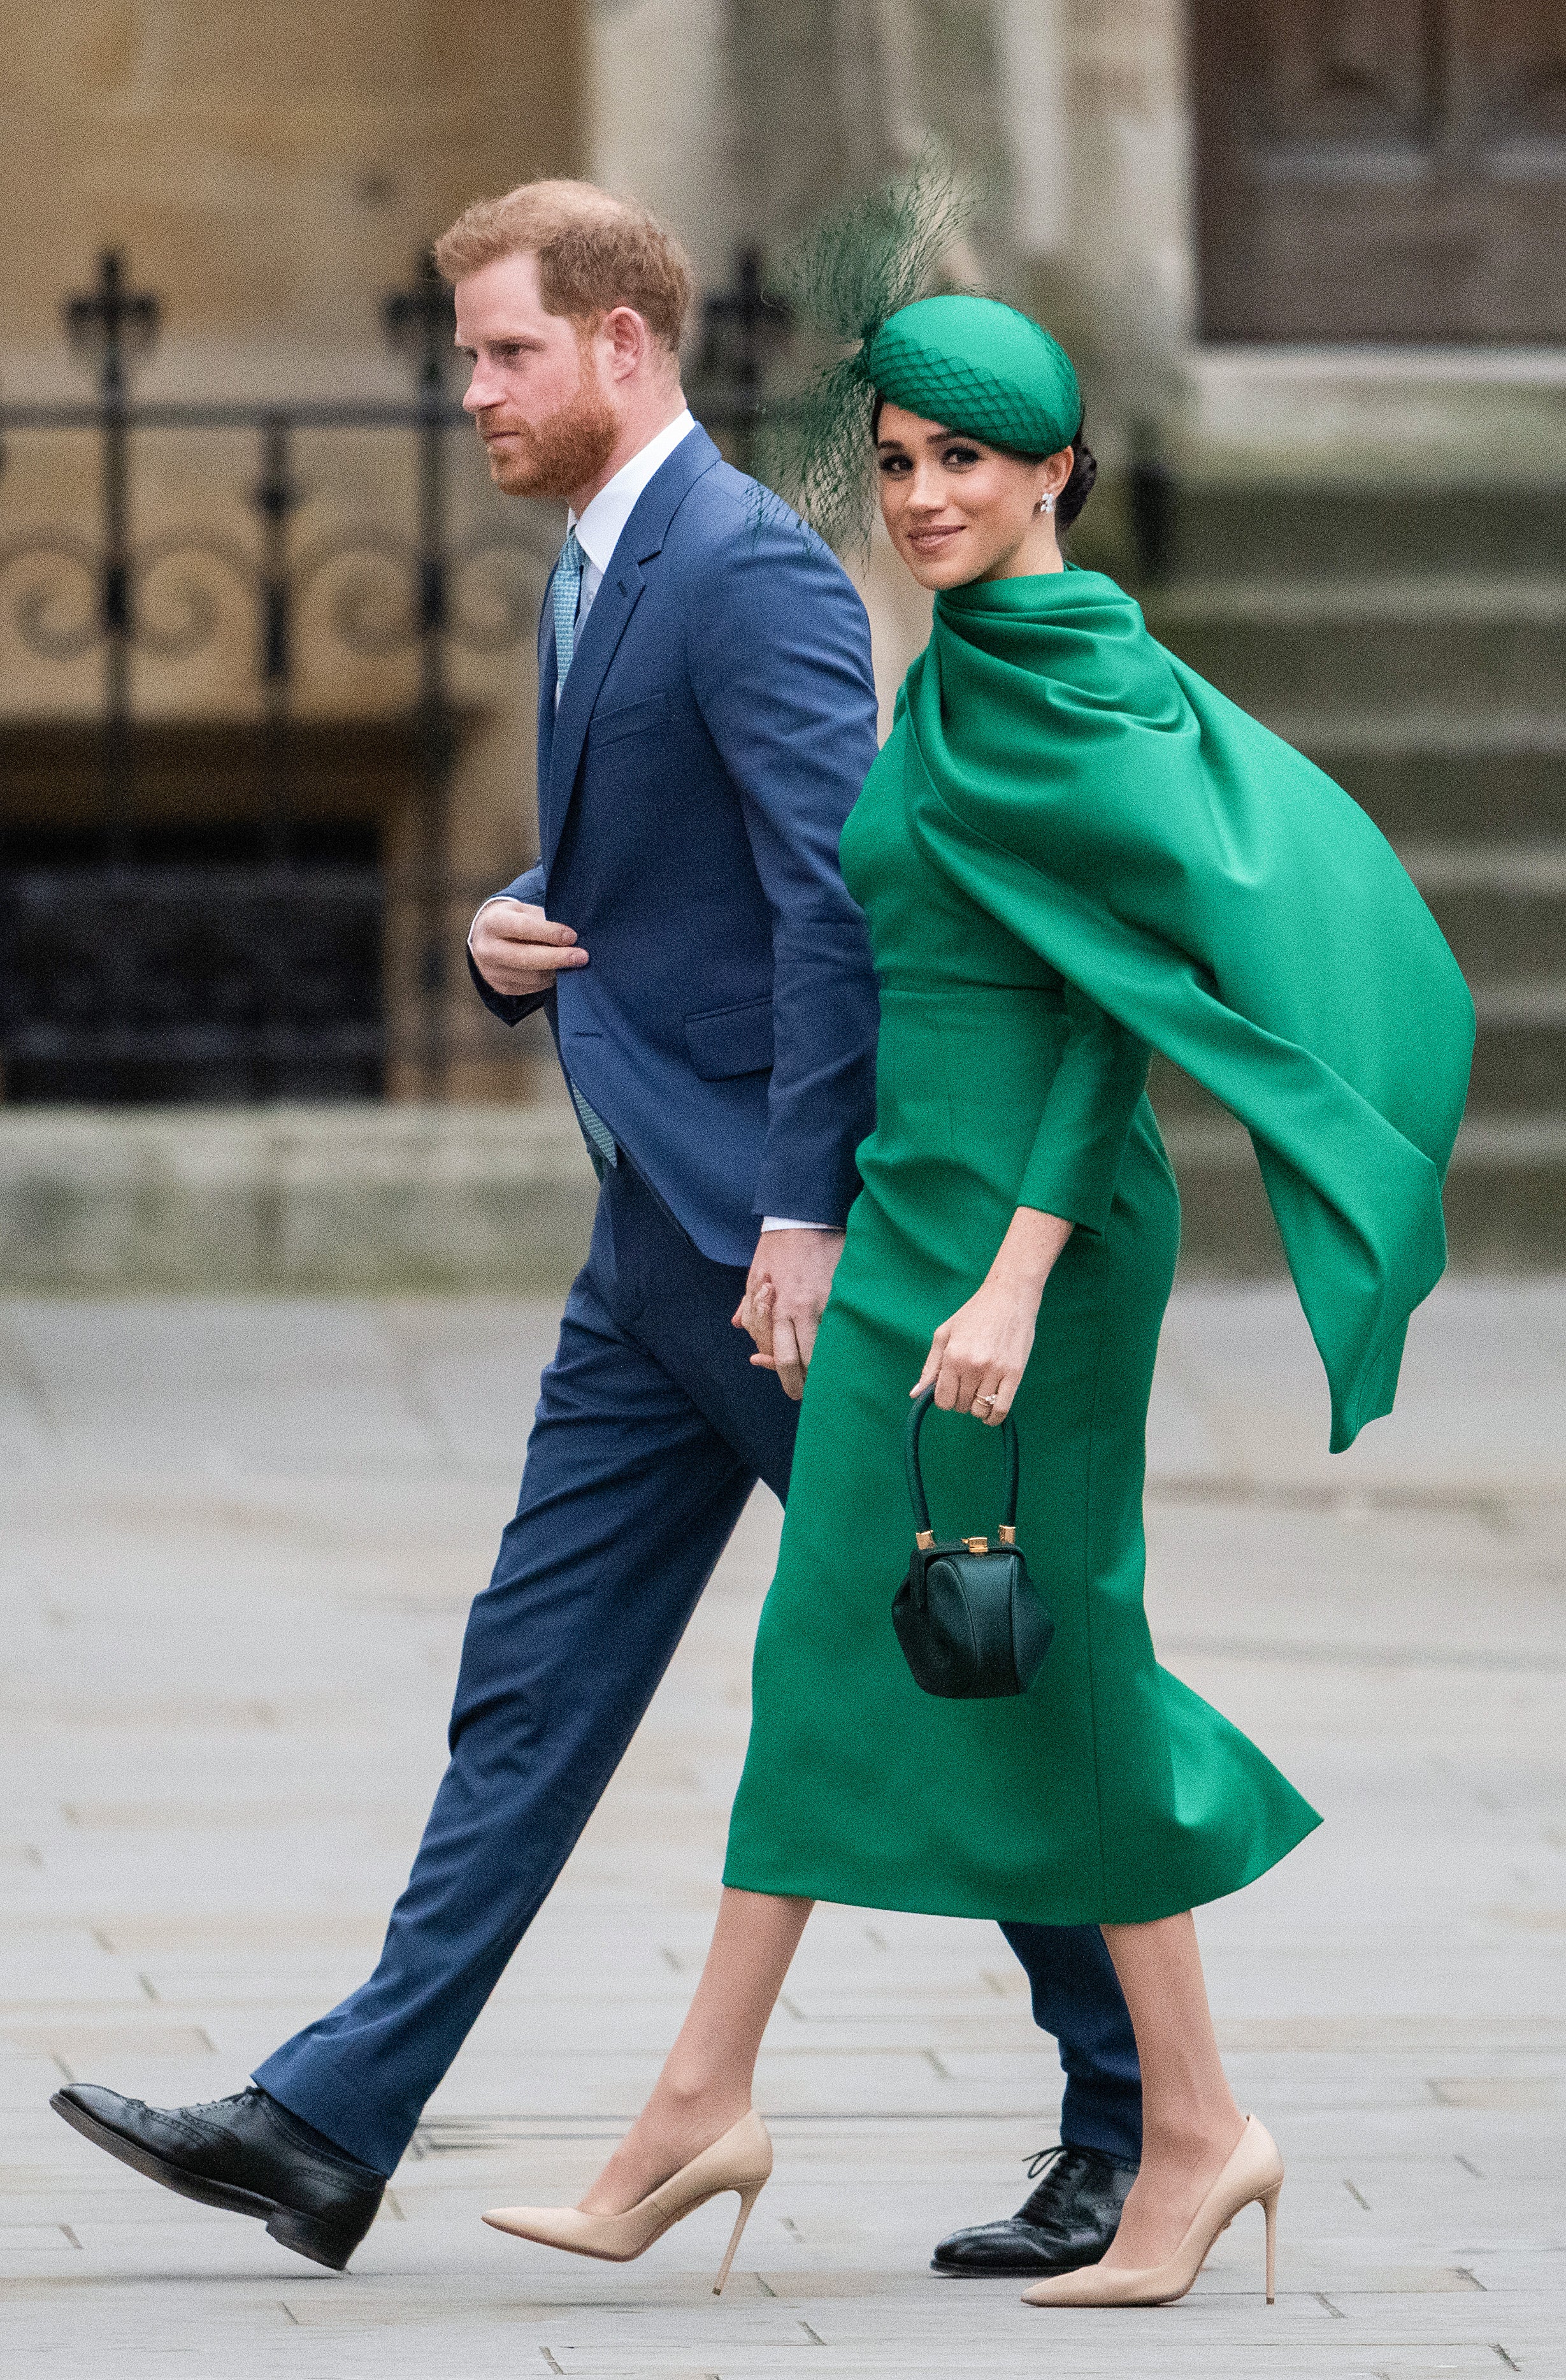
[904,568,1475,1452]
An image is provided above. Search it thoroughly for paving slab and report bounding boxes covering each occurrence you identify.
[1,1283,1563,2376]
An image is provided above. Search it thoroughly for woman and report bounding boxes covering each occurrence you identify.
[482,292,1474,2308]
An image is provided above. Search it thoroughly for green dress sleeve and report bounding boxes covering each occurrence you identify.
[1017,983,1150,1234]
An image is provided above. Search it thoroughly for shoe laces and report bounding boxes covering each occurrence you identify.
[1023,2142,1070,2184]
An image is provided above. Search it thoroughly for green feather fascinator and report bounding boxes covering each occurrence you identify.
[758,155,1081,549]
[756,154,974,548]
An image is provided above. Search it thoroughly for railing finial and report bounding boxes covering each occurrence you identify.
[382,250,456,398]
[64,250,161,401]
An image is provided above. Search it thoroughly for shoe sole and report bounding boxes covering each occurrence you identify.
[930,2251,1110,2279]
[48,2093,354,2270]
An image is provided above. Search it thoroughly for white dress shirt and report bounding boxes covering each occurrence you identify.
[564,407,697,657]
[472,406,827,1236]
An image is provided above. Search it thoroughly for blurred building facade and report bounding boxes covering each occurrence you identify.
[5,1,1566,1262]
[1,3,586,1103]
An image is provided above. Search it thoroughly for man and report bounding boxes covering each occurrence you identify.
[52,181,1140,2280]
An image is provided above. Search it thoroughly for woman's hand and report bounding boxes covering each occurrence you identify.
[732,1228,846,1400]
[912,1208,1074,1424]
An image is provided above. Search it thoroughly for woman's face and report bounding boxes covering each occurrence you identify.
[875,400,1074,591]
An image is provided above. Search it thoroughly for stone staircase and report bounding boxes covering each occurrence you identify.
[1135,482,1566,1271]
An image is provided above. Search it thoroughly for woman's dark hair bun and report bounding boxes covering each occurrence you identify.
[1057,418,1097,530]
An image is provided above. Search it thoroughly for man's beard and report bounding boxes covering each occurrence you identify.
[483,366,618,501]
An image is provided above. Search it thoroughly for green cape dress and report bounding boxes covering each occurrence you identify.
[723,566,1473,1926]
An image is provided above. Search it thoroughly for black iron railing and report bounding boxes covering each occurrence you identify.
[0,249,784,1105]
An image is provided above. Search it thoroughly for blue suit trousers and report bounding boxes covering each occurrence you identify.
[257,1164,1141,2175]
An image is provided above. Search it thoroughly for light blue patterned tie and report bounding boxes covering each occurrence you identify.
[568,1077,618,1178]
[550,527,617,1174]
[552,526,584,696]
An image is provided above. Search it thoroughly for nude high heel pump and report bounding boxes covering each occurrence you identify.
[1021,2114,1283,2308]
[483,2110,773,2296]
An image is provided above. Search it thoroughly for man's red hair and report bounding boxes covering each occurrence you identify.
[435,179,693,350]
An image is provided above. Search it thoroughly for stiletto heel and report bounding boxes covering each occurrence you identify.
[483,2110,773,2288]
[713,2178,765,2295]
[1021,2115,1284,2309]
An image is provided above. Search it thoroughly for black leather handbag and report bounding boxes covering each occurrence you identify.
[892,1387,1054,1699]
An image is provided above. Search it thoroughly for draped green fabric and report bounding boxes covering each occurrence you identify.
[904,568,1474,1453]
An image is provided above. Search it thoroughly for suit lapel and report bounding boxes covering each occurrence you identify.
[543,557,647,867]
[536,589,559,802]
[540,426,722,872]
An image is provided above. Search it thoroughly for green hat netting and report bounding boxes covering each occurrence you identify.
[867,294,1080,459]
[757,155,1081,548]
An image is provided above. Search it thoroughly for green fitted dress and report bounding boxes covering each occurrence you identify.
[723,567,1474,1926]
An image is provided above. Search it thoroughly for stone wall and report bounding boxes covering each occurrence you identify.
[4,5,585,392]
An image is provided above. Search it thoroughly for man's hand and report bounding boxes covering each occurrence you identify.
[733,1227,846,1401]
[470,899,589,1000]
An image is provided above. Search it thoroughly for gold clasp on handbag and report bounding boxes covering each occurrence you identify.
[965,1536,989,1554]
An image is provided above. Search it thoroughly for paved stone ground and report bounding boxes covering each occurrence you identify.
[2,1281,1562,2377]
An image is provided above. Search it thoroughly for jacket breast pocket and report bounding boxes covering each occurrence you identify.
[589,691,672,747]
[684,997,774,1081]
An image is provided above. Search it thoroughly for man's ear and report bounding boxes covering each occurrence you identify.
[601,304,651,383]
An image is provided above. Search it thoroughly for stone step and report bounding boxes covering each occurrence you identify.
[1242,716,1566,842]
[1154,973,1566,1114]
[3,1099,1560,1292]
[1166,1111,1566,1273]
[1154,480,1566,583]
[1143,577,1566,715]
[1125,485,1566,1263]
[1411,849,1566,983]
[0,1102,596,1295]
[1467,992,1566,1107]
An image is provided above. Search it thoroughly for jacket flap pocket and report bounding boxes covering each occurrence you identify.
[684,997,774,1081]
[589,691,672,747]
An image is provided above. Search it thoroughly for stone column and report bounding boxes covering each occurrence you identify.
[1009,1,1194,458]
[591,0,738,289]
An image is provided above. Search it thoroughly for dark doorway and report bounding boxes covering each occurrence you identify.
[1192,1,1566,341]
[0,814,384,1106]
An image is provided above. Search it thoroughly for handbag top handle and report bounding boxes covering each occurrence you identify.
[904,1385,1020,1547]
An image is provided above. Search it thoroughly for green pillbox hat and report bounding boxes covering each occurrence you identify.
[868,294,1081,457]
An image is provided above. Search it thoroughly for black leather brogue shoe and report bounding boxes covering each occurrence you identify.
[51,2082,386,2269]
[931,2142,1137,2278]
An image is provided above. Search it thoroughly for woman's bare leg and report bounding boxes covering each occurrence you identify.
[578,1888,812,2215]
[1098,1912,1246,2268]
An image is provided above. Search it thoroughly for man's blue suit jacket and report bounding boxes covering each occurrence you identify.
[472,426,882,1268]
